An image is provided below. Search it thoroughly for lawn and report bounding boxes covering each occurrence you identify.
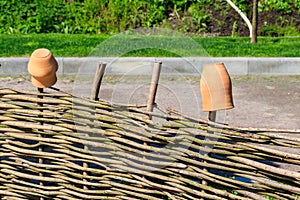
[0,34,299,57]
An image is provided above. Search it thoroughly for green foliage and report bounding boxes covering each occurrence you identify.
[233,0,250,12]
[296,0,300,9]
[260,25,299,36]
[231,21,238,37]
[259,0,294,13]
[0,0,169,34]
[0,0,299,36]
[187,3,212,32]
[0,0,87,34]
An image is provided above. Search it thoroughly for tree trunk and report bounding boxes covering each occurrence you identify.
[251,0,258,43]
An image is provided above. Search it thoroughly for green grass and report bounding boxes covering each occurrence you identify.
[195,37,300,57]
[0,34,299,57]
[0,34,109,57]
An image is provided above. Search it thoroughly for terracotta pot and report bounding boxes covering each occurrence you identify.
[200,63,234,112]
[31,71,57,89]
[27,48,58,88]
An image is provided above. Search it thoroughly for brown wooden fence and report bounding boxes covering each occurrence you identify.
[0,88,299,199]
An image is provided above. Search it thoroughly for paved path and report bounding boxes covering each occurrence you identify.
[2,75,299,129]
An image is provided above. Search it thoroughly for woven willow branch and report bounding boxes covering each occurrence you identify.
[0,88,299,199]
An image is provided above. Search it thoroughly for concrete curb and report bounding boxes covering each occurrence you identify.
[1,57,300,76]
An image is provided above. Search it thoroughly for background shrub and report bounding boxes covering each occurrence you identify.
[0,0,299,36]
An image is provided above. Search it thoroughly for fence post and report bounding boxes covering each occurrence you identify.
[147,61,162,120]
[37,87,44,200]
[82,63,107,190]
[91,63,107,101]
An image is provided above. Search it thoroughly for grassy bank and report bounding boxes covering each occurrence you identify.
[0,34,299,57]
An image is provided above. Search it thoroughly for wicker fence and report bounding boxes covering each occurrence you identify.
[0,88,299,200]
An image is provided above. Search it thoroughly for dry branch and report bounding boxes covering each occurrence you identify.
[0,88,299,199]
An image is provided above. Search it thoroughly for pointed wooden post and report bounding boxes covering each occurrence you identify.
[201,110,217,187]
[37,87,44,200]
[91,63,107,100]
[142,61,162,177]
[81,62,107,190]
[147,61,162,120]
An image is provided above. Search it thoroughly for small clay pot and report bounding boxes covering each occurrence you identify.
[27,48,58,88]
[200,63,234,112]
[31,71,57,88]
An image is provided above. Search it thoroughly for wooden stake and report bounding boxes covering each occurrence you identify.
[208,111,217,122]
[83,63,106,190]
[37,87,44,200]
[144,61,162,168]
[147,61,162,120]
[90,63,106,101]
[202,111,216,187]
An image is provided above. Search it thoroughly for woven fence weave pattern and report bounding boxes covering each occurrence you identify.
[0,88,299,200]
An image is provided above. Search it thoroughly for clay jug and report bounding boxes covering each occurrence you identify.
[27,48,58,88]
[200,63,234,112]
